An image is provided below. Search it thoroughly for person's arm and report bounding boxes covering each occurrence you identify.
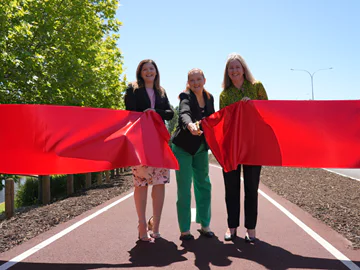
[154,92,174,121]
[178,93,193,130]
[256,82,268,100]
[124,84,137,111]
[178,92,202,136]
[209,94,216,115]
[219,91,227,110]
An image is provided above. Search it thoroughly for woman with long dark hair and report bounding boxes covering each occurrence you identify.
[124,59,174,242]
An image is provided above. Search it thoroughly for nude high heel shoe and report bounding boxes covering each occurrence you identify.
[138,221,154,242]
[147,216,161,239]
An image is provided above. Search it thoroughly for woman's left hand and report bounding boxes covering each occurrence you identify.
[144,108,156,112]
[242,97,251,102]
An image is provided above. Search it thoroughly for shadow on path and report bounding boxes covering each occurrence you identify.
[179,235,357,270]
[1,236,359,269]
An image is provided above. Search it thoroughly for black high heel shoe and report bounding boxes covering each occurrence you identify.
[224,228,237,241]
[197,228,215,238]
[245,229,256,243]
[244,235,256,243]
[179,232,194,241]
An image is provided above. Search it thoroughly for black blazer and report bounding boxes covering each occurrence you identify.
[172,90,215,155]
[124,84,174,121]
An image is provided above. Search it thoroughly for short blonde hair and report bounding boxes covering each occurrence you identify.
[222,53,256,90]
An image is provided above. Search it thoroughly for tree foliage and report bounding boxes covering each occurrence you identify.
[0,0,126,189]
[166,105,178,136]
[0,0,126,108]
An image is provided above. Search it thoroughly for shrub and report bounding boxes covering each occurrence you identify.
[15,173,94,207]
[50,175,67,201]
[15,178,38,208]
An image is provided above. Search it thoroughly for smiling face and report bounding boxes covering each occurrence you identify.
[227,59,244,83]
[140,62,157,86]
[188,71,206,94]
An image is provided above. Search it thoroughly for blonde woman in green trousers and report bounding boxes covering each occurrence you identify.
[171,68,215,240]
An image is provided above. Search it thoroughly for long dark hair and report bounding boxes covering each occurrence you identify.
[132,59,165,97]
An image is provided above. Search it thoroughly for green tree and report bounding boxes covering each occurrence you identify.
[0,0,126,108]
[0,174,20,191]
[0,0,126,189]
[166,105,178,136]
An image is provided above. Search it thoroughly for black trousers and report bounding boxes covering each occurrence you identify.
[223,164,262,229]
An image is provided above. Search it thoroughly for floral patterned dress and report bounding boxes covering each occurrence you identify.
[132,165,170,187]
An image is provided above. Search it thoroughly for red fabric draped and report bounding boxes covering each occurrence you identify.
[0,104,178,175]
[202,100,360,172]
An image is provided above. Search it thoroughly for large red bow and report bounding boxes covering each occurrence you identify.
[0,105,178,175]
[202,100,360,172]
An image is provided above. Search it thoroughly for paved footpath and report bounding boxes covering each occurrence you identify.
[1,164,359,270]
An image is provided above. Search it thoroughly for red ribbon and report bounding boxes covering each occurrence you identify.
[202,100,360,172]
[0,104,179,175]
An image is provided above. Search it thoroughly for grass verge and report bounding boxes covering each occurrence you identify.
[0,202,5,213]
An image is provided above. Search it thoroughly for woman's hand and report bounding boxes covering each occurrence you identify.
[187,122,203,136]
[242,97,251,102]
[195,121,203,136]
[144,108,156,112]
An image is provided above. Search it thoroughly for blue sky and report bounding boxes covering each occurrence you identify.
[116,0,360,110]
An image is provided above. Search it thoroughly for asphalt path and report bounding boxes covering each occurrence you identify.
[1,165,359,270]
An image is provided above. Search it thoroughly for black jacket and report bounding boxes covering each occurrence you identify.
[171,90,215,155]
[124,84,174,121]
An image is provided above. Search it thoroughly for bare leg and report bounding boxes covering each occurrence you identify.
[151,184,165,235]
[134,185,152,241]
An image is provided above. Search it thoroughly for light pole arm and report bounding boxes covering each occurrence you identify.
[312,67,333,77]
[290,69,314,99]
[291,68,312,78]
[290,67,333,100]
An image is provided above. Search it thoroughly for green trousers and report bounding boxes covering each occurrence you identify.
[172,143,212,233]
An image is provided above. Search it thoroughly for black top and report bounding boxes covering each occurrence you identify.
[124,84,174,121]
[200,106,205,118]
[171,90,215,155]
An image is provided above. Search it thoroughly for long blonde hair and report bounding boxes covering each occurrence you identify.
[222,53,256,90]
[183,68,210,99]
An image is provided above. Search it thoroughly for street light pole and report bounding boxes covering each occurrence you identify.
[290,67,333,100]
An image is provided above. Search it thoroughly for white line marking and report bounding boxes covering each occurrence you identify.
[211,160,360,182]
[0,192,134,270]
[209,164,359,270]
[323,169,360,182]
[209,164,222,170]
[191,208,196,222]
[258,189,359,270]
